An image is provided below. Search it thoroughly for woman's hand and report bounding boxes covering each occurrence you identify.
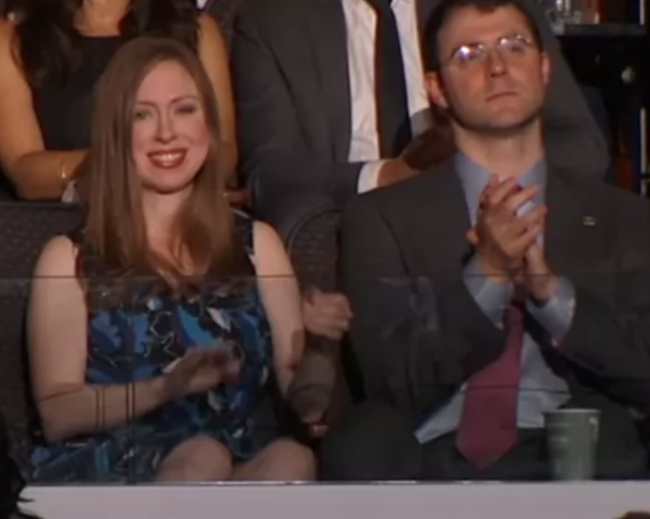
[162,348,241,400]
[302,288,353,341]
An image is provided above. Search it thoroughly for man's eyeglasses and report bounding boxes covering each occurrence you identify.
[443,34,537,69]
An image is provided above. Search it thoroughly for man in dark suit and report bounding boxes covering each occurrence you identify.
[323,0,650,480]
[231,0,608,234]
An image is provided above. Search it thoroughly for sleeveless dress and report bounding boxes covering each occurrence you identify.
[30,215,278,482]
[32,35,124,151]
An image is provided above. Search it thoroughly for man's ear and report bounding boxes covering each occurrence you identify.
[424,71,449,111]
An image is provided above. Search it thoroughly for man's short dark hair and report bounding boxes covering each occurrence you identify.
[423,0,544,71]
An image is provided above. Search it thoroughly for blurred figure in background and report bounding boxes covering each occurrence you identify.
[0,0,237,200]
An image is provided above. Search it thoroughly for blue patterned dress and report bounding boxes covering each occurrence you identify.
[31,217,277,482]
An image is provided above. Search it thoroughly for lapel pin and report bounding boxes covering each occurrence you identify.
[582,216,597,227]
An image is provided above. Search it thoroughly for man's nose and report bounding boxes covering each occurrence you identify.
[486,48,507,76]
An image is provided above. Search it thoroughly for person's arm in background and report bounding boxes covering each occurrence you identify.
[0,20,84,200]
[197,14,239,184]
[523,0,610,174]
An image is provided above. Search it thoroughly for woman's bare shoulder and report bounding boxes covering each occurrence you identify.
[34,235,78,278]
[198,12,227,47]
[252,220,294,277]
[0,18,17,52]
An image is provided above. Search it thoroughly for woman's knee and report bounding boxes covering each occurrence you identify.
[157,435,233,481]
[261,439,317,480]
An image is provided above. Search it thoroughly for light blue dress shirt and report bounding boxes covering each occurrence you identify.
[415,153,574,444]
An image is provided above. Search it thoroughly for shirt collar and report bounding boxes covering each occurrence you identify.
[454,152,546,226]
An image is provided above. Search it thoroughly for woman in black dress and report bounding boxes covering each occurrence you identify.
[0,0,237,200]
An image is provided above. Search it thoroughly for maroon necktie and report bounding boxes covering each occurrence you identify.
[456,302,525,469]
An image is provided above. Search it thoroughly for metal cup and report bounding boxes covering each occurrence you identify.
[545,408,601,480]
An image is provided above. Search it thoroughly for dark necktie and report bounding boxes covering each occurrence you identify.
[456,302,525,469]
[367,0,412,157]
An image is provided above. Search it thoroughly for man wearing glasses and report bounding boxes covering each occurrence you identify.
[326,0,650,481]
[231,0,606,235]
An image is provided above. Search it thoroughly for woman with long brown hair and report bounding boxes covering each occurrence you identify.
[27,36,314,482]
[0,0,237,200]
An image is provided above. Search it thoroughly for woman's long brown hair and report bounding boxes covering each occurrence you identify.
[82,36,246,287]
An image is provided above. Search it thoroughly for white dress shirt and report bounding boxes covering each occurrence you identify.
[341,0,433,192]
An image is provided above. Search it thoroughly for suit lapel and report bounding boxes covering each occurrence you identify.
[307,0,352,161]
[545,169,611,278]
[396,162,472,276]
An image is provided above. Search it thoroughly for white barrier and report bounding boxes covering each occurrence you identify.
[22,482,650,519]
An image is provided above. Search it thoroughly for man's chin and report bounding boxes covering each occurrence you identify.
[455,110,542,138]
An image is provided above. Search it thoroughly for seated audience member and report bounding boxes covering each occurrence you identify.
[1,414,36,519]
[27,37,315,482]
[324,0,650,481]
[0,0,237,200]
[231,0,608,233]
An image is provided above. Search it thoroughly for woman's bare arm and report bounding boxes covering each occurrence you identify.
[0,21,85,200]
[28,237,226,443]
[197,14,238,181]
[251,221,305,395]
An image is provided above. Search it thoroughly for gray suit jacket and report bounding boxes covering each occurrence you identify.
[231,0,609,232]
[341,159,650,464]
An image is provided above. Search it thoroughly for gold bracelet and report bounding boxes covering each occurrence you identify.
[59,160,71,190]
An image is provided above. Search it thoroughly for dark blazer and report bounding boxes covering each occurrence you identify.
[341,159,650,464]
[231,0,609,232]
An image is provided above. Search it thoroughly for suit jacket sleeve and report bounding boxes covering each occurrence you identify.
[342,195,514,421]
[557,282,650,412]
[551,189,650,412]
[231,4,363,231]
[523,0,610,174]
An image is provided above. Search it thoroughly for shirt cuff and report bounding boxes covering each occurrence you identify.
[526,277,576,346]
[357,160,386,193]
[463,254,513,328]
